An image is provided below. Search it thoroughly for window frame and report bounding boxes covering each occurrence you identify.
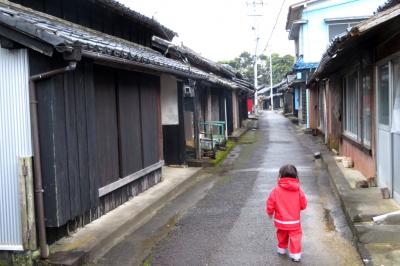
[327,22,360,42]
[361,68,372,147]
[343,68,360,141]
[375,52,400,132]
[376,62,392,131]
[342,55,373,149]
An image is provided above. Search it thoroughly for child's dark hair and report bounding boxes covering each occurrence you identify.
[279,164,298,179]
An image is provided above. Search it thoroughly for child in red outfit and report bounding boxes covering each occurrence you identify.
[266,164,307,262]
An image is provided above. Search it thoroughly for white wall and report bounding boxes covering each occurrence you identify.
[232,91,240,130]
[160,74,179,125]
[298,0,386,62]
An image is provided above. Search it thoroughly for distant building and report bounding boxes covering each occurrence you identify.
[309,1,400,203]
[258,81,286,110]
[285,0,385,126]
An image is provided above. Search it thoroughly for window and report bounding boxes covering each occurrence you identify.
[393,59,400,133]
[378,58,400,133]
[342,55,373,148]
[378,64,390,125]
[362,70,372,146]
[328,22,359,41]
[344,71,359,139]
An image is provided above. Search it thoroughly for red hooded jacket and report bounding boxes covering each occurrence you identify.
[266,177,307,230]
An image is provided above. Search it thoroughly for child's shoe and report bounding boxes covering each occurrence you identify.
[277,247,287,255]
[289,253,301,262]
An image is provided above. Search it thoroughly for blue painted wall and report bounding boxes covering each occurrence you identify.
[299,0,386,63]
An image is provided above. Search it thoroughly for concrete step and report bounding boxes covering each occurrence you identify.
[355,223,400,244]
[321,151,400,223]
[342,188,400,222]
[363,243,400,266]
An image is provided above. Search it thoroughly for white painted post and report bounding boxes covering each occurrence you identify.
[254,56,258,113]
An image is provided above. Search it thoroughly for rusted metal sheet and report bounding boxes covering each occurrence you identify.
[0,48,32,250]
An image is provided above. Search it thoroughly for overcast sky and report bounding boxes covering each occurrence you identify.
[118,0,300,61]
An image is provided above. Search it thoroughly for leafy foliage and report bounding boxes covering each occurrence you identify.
[219,52,295,86]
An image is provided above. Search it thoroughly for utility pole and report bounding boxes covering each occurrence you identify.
[254,38,259,113]
[247,0,264,113]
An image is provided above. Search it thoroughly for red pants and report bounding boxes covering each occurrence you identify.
[277,228,302,255]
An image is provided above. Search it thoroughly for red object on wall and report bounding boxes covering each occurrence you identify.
[247,98,253,113]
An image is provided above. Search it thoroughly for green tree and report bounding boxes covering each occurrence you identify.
[219,52,295,87]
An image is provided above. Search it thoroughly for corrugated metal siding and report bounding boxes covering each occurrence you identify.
[0,48,31,250]
[393,134,400,202]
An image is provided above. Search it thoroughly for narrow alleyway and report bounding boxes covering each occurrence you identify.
[96,111,362,266]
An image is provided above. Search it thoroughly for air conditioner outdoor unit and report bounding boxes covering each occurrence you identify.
[183,85,195,97]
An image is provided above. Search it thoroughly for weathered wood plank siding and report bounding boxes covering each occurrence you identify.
[140,75,161,167]
[117,71,143,176]
[34,56,162,231]
[94,66,120,187]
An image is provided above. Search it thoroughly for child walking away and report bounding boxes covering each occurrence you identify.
[266,164,307,262]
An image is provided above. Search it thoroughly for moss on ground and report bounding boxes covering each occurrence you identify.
[143,255,153,266]
[238,130,259,144]
[211,140,235,166]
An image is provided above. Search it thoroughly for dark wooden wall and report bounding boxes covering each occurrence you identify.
[35,55,160,227]
[94,67,120,187]
[94,65,160,190]
[238,93,248,127]
[117,71,143,177]
[163,82,186,165]
[225,90,234,135]
[10,0,153,46]
[37,61,98,227]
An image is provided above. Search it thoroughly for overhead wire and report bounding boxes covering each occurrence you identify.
[261,0,286,55]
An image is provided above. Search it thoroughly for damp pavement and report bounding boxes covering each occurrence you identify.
[94,111,362,266]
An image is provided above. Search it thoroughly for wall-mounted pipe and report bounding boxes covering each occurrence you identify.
[29,61,77,258]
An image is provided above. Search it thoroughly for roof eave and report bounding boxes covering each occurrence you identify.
[288,20,307,40]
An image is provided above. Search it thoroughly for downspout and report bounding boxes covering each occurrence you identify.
[29,61,77,258]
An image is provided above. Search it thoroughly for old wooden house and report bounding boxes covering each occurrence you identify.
[152,36,253,164]
[309,1,400,202]
[258,81,286,110]
[0,0,251,258]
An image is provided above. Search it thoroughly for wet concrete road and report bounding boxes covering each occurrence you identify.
[96,111,362,266]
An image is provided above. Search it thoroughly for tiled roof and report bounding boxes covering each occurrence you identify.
[0,1,207,79]
[152,36,254,92]
[0,1,255,93]
[293,57,319,70]
[95,0,176,41]
[376,0,400,13]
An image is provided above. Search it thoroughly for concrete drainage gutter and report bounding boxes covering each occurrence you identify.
[319,150,400,266]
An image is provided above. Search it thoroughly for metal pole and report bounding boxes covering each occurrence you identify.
[254,55,258,113]
[269,50,273,111]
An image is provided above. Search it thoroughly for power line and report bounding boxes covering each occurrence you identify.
[261,0,286,54]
